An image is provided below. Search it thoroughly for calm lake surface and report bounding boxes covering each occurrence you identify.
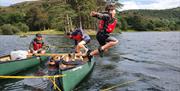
[0,32,180,91]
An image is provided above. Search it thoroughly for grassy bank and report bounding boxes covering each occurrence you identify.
[18,29,64,35]
[18,29,97,35]
[125,29,137,32]
[15,29,180,36]
[123,29,180,32]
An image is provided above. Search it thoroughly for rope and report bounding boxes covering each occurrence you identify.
[0,75,65,79]
[49,78,62,91]
[100,77,143,91]
[0,75,65,91]
[53,77,56,90]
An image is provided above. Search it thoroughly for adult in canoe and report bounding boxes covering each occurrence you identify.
[66,28,91,55]
[86,4,119,58]
[29,33,46,54]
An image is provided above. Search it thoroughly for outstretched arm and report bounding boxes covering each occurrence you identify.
[90,11,110,20]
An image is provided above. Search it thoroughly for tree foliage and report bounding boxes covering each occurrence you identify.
[25,7,49,31]
[1,24,20,35]
[120,7,180,31]
[0,0,179,34]
[14,22,29,32]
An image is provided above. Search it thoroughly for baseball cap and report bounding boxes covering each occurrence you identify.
[36,33,42,37]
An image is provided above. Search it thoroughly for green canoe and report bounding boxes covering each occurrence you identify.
[58,57,95,91]
[0,55,48,76]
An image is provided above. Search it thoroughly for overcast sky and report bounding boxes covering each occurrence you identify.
[0,0,37,6]
[0,0,180,10]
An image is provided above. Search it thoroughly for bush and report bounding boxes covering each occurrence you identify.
[0,28,2,34]
[146,22,155,30]
[14,22,29,32]
[57,25,65,31]
[1,24,20,35]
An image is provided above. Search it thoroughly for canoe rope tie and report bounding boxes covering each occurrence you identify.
[100,77,144,91]
[49,77,62,91]
[0,75,65,91]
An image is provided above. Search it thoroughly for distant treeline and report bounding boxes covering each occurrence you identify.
[0,0,179,35]
[119,8,180,31]
[0,0,112,34]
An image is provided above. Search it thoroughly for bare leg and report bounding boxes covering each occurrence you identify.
[90,49,99,56]
[90,40,118,56]
[76,41,88,54]
[75,46,80,53]
[101,40,118,50]
[104,49,108,53]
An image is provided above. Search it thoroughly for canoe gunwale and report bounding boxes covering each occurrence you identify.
[0,56,39,64]
[0,49,50,64]
[59,62,87,71]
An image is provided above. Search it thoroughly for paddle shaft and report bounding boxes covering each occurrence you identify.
[28,53,68,57]
[48,45,74,48]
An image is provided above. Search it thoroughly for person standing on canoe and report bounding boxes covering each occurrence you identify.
[86,4,119,58]
[29,33,46,54]
[67,28,91,55]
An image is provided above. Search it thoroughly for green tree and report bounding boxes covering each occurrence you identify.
[175,21,180,30]
[146,22,155,30]
[67,0,97,29]
[45,0,77,31]
[0,12,25,25]
[26,7,49,31]
[0,28,2,34]
[126,15,147,31]
[9,12,25,24]
[14,22,29,32]
[1,24,20,35]
[168,21,175,30]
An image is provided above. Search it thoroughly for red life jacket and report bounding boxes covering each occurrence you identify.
[33,41,43,51]
[98,18,117,33]
[72,34,82,41]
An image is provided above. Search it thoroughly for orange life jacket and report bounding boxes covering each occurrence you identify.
[33,41,43,51]
[98,18,117,33]
[72,34,82,41]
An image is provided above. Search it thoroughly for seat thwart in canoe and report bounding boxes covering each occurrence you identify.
[28,53,83,57]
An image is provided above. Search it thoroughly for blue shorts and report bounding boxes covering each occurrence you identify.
[83,35,91,44]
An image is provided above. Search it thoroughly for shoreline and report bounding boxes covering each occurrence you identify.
[1,29,179,35]
[17,29,97,36]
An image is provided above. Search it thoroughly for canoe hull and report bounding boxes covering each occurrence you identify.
[0,56,48,76]
[59,58,95,91]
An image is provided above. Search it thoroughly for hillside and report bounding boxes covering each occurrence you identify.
[0,0,180,35]
[118,7,180,31]
[0,0,104,34]
[121,7,180,20]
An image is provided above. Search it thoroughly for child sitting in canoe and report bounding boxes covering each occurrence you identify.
[28,33,47,54]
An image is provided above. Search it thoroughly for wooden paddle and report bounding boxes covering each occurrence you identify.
[28,53,68,57]
[28,53,83,57]
[47,45,74,48]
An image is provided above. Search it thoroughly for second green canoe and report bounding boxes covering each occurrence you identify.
[58,57,95,91]
[0,55,48,76]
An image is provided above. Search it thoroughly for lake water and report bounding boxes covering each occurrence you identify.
[0,32,180,91]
